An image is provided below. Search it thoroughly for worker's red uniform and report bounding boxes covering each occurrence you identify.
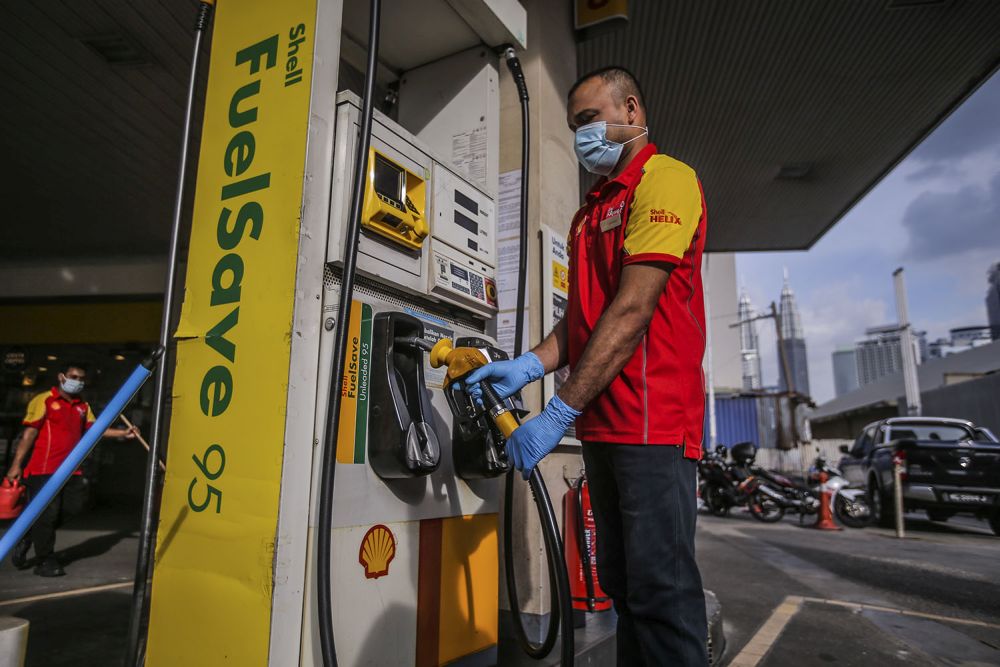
[566,143,707,458]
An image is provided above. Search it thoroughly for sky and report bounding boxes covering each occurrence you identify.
[736,71,1000,405]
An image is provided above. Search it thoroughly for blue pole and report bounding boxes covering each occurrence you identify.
[0,349,161,562]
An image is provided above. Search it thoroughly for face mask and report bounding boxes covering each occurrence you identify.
[574,121,648,176]
[61,378,84,395]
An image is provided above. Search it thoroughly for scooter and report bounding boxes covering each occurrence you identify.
[809,455,871,528]
[749,454,872,527]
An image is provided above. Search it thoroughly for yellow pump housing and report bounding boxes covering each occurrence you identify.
[362,148,429,250]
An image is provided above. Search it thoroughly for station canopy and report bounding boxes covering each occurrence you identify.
[2,0,999,262]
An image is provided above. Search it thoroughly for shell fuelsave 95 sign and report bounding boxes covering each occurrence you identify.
[145,0,315,664]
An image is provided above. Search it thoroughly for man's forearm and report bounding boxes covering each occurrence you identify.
[556,302,649,411]
[10,432,36,468]
[530,316,569,374]
[554,263,672,413]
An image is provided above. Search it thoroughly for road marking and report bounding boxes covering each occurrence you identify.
[0,581,132,608]
[801,596,1000,630]
[728,595,804,667]
[728,594,1000,666]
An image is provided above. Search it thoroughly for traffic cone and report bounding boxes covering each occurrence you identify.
[813,471,842,531]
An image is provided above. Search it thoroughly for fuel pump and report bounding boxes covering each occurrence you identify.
[313,0,576,664]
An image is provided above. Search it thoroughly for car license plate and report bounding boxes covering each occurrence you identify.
[944,492,992,504]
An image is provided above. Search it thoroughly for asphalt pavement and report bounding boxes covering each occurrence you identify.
[0,506,138,667]
[699,507,1000,666]
[2,504,999,666]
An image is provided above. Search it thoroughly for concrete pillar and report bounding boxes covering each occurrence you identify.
[497,0,579,628]
[0,617,29,667]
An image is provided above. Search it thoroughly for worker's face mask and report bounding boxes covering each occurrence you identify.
[60,376,85,395]
[574,121,648,176]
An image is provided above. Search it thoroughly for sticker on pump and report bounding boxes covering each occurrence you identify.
[359,524,396,579]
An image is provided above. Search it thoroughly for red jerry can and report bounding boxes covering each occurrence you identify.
[563,475,612,612]
[0,478,26,520]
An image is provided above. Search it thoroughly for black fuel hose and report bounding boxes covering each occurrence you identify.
[317,1,381,665]
[499,45,575,666]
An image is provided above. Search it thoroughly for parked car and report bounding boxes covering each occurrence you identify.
[838,417,1000,535]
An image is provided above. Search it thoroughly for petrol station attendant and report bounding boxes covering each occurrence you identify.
[467,66,709,665]
[5,362,138,577]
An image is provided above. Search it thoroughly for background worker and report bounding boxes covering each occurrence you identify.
[5,362,138,577]
[467,66,709,665]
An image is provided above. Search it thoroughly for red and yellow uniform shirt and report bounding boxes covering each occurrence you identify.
[22,387,95,476]
[566,143,707,458]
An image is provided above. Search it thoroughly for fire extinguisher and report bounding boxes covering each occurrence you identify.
[0,478,26,520]
[563,474,611,613]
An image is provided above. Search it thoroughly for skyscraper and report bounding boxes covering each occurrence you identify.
[738,288,763,390]
[855,324,927,386]
[987,261,1000,340]
[832,348,859,397]
[777,270,810,397]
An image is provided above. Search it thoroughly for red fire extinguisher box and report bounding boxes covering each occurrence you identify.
[563,476,612,616]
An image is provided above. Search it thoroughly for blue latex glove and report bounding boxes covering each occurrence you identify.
[464,352,544,406]
[506,396,581,479]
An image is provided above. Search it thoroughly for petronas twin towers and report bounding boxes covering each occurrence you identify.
[738,290,763,391]
[738,270,811,398]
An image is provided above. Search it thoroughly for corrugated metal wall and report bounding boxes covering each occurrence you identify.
[920,373,1000,435]
[709,394,761,447]
[708,393,806,449]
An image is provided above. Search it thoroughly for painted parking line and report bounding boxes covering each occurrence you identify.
[800,596,1000,630]
[727,594,1000,666]
[0,581,132,608]
[727,595,804,667]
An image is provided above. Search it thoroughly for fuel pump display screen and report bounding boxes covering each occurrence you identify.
[373,155,404,206]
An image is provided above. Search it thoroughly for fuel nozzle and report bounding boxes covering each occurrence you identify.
[394,335,435,352]
[430,338,520,439]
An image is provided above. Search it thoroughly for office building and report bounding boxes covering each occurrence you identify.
[987,262,1000,340]
[855,324,927,386]
[832,348,859,397]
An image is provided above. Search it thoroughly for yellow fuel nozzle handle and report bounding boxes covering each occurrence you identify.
[429,339,519,439]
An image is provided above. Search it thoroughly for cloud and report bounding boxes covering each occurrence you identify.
[798,285,890,404]
[902,172,1000,260]
[905,162,949,183]
[908,73,1000,163]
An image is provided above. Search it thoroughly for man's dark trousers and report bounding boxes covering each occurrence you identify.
[582,442,708,666]
[21,475,87,561]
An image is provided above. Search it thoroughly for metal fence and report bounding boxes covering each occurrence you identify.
[754,439,852,474]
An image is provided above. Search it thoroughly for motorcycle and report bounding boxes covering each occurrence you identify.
[700,444,871,528]
[749,452,872,527]
[809,455,871,528]
[720,442,816,523]
[698,444,759,518]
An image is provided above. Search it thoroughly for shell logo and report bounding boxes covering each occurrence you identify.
[358,524,396,579]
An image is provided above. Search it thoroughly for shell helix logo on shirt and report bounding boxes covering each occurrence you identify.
[649,208,682,225]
